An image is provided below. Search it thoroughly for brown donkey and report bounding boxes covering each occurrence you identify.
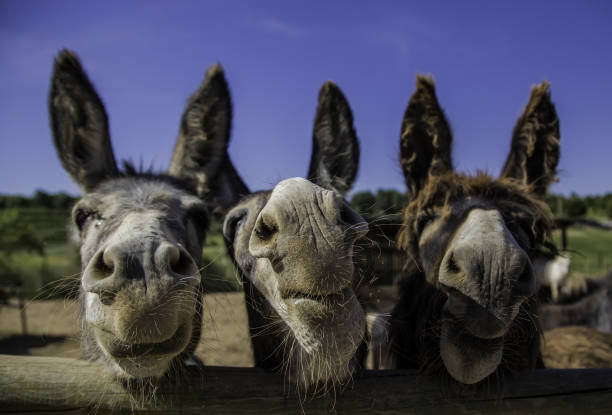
[374,76,560,386]
[49,50,234,379]
[222,82,369,391]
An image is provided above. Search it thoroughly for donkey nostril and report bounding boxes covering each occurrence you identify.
[446,253,461,275]
[170,248,195,277]
[254,217,277,242]
[94,250,114,280]
[167,245,181,267]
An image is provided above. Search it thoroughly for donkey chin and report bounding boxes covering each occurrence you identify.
[285,287,365,354]
[439,293,523,384]
[281,288,365,386]
[84,279,199,379]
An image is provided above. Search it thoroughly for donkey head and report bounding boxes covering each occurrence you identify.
[222,82,368,388]
[49,50,232,378]
[398,76,559,384]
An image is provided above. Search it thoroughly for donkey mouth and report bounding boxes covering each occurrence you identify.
[282,287,350,308]
[440,316,504,384]
[97,323,190,359]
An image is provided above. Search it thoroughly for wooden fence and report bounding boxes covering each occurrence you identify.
[1,354,611,414]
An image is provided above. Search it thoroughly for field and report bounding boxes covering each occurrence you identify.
[551,226,612,279]
[0,293,254,366]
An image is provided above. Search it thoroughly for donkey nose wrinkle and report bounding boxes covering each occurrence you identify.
[438,208,536,319]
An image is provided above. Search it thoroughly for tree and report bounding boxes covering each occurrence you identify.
[51,192,77,209]
[376,189,407,216]
[605,199,612,220]
[350,191,377,217]
[0,209,44,255]
[33,190,53,209]
[565,193,587,218]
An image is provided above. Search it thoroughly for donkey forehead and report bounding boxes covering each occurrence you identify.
[417,173,537,211]
[87,178,202,212]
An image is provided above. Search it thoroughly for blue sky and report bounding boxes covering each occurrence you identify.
[1,0,611,197]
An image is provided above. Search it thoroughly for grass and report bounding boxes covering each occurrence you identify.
[200,222,242,293]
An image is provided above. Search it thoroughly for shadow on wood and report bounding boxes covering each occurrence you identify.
[1,354,611,414]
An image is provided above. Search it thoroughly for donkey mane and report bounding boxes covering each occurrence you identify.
[108,160,198,194]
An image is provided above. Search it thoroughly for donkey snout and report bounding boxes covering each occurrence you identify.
[155,242,200,284]
[83,240,199,304]
[83,246,145,304]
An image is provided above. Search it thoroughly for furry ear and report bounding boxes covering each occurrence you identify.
[400,75,453,199]
[500,81,560,197]
[307,81,359,195]
[168,64,233,198]
[48,49,119,191]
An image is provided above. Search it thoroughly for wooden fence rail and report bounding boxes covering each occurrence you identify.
[1,354,612,414]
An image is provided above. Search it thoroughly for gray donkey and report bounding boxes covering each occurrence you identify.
[221,82,369,391]
[49,50,236,379]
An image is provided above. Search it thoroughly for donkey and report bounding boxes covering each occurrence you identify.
[49,50,234,379]
[539,273,612,333]
[373,76,560,386]
[221,82,369,391]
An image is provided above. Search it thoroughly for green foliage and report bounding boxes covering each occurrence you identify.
[350,191,377,216]
[545,192,612,220]
[350,189,407,217]
[606,199,612,220]
[0,209,44,255]
[200,222,241,293]
[0,190,78,210]
[565,193,588,218]
[552,227,612,278]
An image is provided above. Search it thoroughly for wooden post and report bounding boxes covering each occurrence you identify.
[16,285,27,335]
[561,224,568,251]
[1,355,612,414]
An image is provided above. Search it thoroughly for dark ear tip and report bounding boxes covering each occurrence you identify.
[53,49,83,75]
[206,62,224,76]
[204,63,228,86]
[530,80,552,102]
[415,74,436,92]
[318,80,342,99]
[318,80,349,108]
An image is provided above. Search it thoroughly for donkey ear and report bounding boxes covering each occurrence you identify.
[49,50,118,191]
[500,81,560,197]
[400,75,453,199]
[168,64,233,198]
[307,81,359,196]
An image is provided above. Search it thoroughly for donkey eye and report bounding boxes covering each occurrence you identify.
[417,210,438,233]
[223,209,247,243]
[185,204,209,231]
[74,209,92,231]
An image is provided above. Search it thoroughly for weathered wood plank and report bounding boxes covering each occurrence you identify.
[1,354,611,414]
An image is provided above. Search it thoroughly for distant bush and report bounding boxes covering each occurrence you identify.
[565,193,588,218]
[545,192,612,219]
[350,189,407,218]
[606,199,612,220]
[351,191,377,216]
[0,191,78,210]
